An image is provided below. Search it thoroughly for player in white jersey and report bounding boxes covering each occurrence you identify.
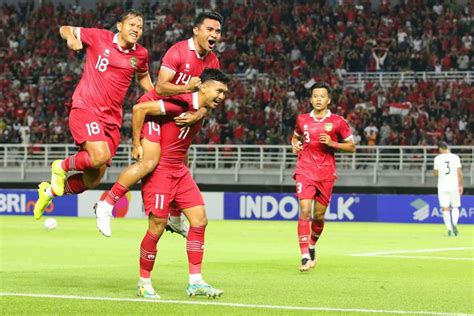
[433,141,464,236]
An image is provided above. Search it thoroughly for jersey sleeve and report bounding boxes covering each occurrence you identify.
[161,45,180,73]
[338,118,353,141]
[78,28,104,47]
[293,115,302,136]
[454,155,462,168]
[138,90,161,103]
[161,100,188,116]
[434,156,440,171]
[212,56,221,69]
[136,50,149,74]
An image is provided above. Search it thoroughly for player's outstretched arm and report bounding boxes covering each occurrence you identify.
[155,68,201,96]
[59,26,83,51]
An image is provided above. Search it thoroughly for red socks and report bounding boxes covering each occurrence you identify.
[104,182,129,205]
[139,230,160,278]
[64,174,88,195]
[61,151,93,171]
[187,226,206,274]
[310,219,325,246]
[297,219,310,255]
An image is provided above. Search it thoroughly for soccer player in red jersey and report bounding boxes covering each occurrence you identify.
[33,10,154,231]
[291,81,356,272]
[94,11,223,238]
[130,68,229,298]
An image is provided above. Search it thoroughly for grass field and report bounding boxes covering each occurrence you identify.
[1,216,473,315]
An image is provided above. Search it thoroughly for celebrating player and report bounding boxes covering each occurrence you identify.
[291,81,356,272]
[131,68,229,298]
[33,10,153,224]
[94,11,223,238]
[433,141,464,236]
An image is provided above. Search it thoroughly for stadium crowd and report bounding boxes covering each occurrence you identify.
[0,0,472,148]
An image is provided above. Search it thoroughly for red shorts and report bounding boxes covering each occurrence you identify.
[69,108,120,165]
[141,166,204,218]
[140,117,161,143]
[294,174,334,206]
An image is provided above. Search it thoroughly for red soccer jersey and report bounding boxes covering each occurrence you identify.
[161,38,220,85]
[294,110,352,181]
[157,92,202,169]
[72,28,149,128]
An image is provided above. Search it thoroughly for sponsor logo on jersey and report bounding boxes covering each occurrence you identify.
[130,56,137,68]
[324,123,333,132]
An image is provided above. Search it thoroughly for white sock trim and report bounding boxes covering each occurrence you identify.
[139,277,151,284]
[451,208,460,226]
[442,211,452,231]
[189,274,204,284]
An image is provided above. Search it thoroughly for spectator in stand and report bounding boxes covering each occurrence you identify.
[0,1,472,148]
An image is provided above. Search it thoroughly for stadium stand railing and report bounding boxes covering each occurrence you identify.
[1,144,472,187]
[216,71,474,89]
[341,71,473,89]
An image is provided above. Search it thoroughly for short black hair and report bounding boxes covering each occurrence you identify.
[117,9,144,23]
[200,68,230,85]
[438,141,449,149]
[310,81,332,96]
[194,11,224,26]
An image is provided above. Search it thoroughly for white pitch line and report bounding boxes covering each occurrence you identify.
[376,255,474,261]
[0,293,472,316]
[351,247,474,257]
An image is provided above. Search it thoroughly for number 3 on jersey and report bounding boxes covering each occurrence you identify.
[303,131,310,143]
[95,55,109,72]
[296,182,303,194]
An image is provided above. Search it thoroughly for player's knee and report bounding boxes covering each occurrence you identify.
[89,149,111,167]
[314,212,325,222]
[192,215,208,227]
[143,157,159,173]
[299,209,311,220]
[148,216,167,236]
[83,176,102,189]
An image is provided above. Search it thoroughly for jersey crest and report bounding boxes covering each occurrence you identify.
[324,123,333,132]
[130,56,137,68]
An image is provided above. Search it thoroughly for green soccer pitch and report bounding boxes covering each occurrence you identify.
[1,216,473,316]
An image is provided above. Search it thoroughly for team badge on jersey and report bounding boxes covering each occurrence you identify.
[324,123,333,132]
[130,57,137,68]
[303,124,308,131]
[104,49,110,57]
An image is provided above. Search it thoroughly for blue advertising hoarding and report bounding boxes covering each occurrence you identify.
[224,193,474,224]
[0,189,78,217]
